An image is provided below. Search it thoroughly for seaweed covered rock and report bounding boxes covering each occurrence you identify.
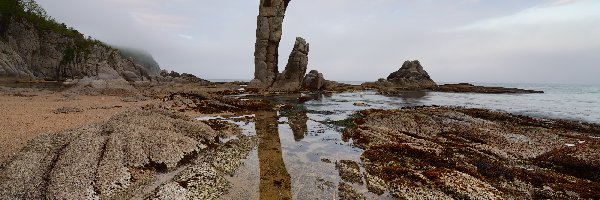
[343,107,600,199]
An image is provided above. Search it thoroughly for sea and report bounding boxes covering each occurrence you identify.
[328,82,600,124]
[212,79,600,124]
[205,81,599,199]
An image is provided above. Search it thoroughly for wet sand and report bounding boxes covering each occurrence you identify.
[0,91,155,163]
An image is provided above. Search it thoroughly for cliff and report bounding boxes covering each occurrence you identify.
[0,0,159,83]
[116,47,161,75]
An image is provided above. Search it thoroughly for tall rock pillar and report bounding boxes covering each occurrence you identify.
[271,37,309,92]
[250,0,291,89]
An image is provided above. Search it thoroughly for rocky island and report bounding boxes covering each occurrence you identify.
[363,60,544,95]
[0,0,597,199]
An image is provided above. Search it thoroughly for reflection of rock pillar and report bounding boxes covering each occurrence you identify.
[252,0,291,88]
[255,111,292,199]
[288,110,308,141]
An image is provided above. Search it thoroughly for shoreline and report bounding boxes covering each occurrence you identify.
[1,84,598,199]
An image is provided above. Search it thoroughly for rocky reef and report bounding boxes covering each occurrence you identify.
[364,60,544,94]
[343,106,599,199]
[435,83,544,94]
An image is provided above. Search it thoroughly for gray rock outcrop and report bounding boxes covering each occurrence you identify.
[302,70,325,90]
[0,40,29,77]
[386,60,437,89]
[0,14,160,94]
[250,0,291,89]
[270,37,309,92]
[117,47,161,76]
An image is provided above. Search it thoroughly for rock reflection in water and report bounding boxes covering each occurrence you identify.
[256,111,292,200]
[288,110,308,141]
[393,90,429,105]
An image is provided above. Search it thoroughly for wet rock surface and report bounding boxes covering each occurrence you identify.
[336,160,363,184]
[344,106,600,199]
[338,182,366,200]
[158,92,270,114]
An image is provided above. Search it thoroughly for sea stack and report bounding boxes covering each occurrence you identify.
[249,0,291,89]
[386,60,437,89]
[270,37,309,92]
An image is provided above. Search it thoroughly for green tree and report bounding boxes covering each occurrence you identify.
[19,0,48,20]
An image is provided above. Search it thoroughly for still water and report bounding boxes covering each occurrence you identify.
[210,83,599,199]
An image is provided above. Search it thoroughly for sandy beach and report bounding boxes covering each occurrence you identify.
[0,90,156,163]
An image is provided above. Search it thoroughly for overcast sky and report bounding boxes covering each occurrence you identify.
[37,0,600,84]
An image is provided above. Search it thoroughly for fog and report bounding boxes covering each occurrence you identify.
[37,0,600,84]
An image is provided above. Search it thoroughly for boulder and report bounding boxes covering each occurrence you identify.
[386,60,437,89]
[271,37,309,92]
[122,71,140,82]
[302,70,325,90]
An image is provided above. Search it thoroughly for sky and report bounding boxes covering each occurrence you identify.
[36,0,600,84]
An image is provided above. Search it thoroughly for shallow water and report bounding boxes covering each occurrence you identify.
[210,83,599,199]
[316,83,600,123]
[210,109,389,199]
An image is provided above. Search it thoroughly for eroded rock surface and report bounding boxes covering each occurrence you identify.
[271,37,309,92]
[336,160,363,184]
[0,18,153,83]
[338,182,366,200]
[0,109,260,199]
[250,0,291,89]
[385,60,437,89]
[344,106,600,199]
[302,70,325,90]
